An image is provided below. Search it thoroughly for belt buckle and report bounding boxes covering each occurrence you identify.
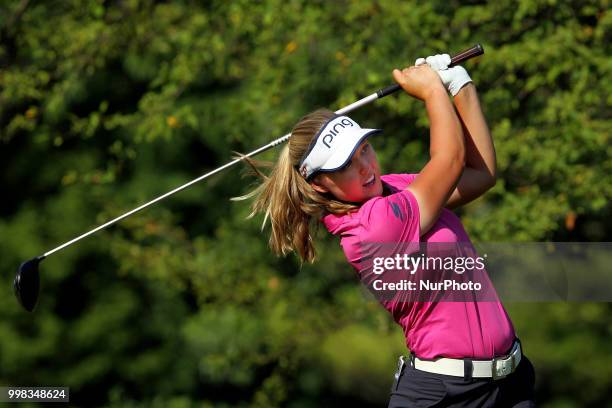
[492,353,515,380]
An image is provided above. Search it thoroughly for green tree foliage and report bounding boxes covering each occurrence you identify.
[0,0,610,406]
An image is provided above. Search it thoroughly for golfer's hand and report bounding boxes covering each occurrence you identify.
[415,54,472,96]
[392,64,446,101]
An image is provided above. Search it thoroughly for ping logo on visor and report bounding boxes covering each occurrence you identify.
[297,115,382,180]
[321,117,355,148]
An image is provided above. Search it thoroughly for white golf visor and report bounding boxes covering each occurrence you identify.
[297,115,382,180]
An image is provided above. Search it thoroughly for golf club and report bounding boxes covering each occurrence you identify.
[14,44,484,312]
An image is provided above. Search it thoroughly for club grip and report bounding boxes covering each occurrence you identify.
[450,43,484,67]
[376,44,484,98]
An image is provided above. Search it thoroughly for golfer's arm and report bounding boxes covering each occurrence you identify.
[407,88,465,235]
[445,83,497,209]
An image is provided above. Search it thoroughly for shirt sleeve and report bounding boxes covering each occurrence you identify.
[358,187,421,244]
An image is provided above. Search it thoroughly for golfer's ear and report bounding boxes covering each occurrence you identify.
[310,176,330,194]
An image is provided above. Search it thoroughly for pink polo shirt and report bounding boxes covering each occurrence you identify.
[321,173,516,359]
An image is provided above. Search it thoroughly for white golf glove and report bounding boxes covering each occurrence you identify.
[415,54,472,96]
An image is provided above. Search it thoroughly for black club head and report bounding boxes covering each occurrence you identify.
[14,256,45,312]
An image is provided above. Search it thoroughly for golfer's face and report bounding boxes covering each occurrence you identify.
[313,139,383,203]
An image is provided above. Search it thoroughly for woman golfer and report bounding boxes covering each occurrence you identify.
[237,54,536,407]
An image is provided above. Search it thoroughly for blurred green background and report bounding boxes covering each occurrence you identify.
[1,0,610,406]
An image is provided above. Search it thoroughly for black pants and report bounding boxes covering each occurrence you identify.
[388,355,536,407]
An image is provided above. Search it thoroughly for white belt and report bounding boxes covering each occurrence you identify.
[410,340,522,380]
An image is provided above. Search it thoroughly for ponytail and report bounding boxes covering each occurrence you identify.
[232,109,359,263]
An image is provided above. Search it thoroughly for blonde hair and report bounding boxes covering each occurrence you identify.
[231,108,359,263]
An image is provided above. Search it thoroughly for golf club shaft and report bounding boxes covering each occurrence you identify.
[42,44,484,259]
